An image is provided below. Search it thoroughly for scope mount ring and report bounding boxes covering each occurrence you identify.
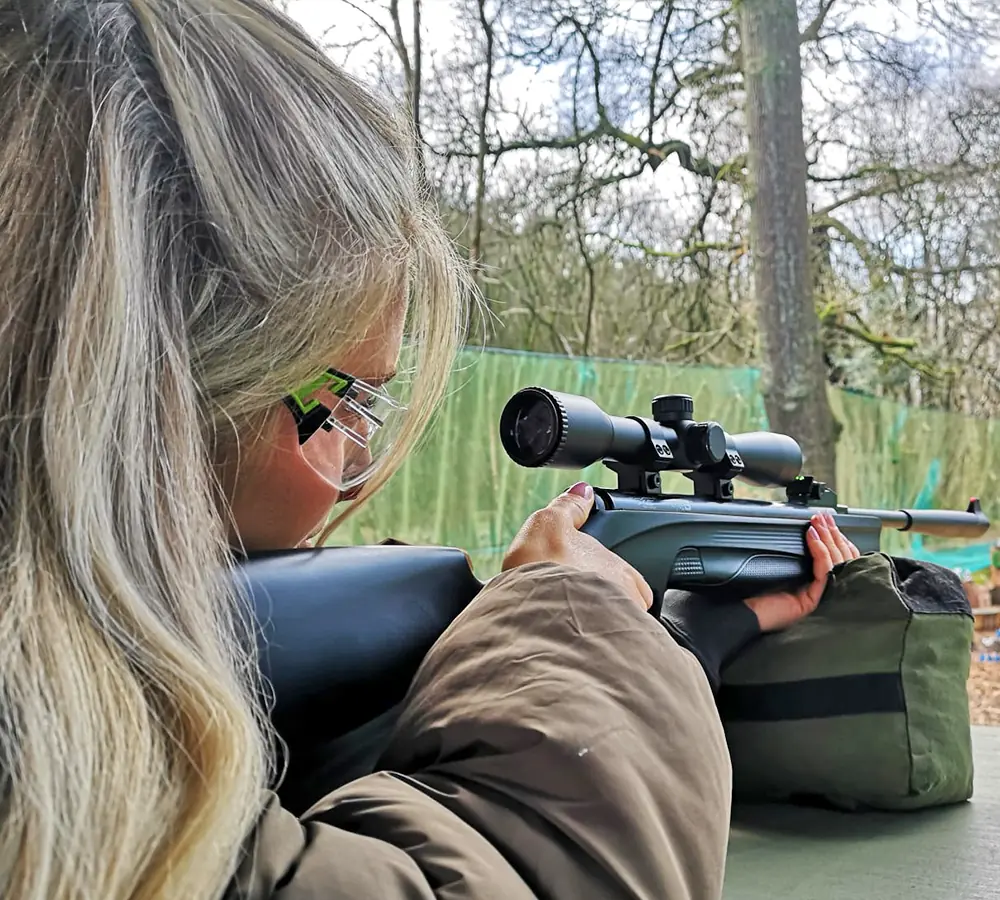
[606,459,738,503]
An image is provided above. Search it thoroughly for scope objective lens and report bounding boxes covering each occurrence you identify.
[499,388,562,467]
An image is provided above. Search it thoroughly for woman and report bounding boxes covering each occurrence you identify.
[0,2,859,898]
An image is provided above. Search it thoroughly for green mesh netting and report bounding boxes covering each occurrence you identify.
[338,349,1000,578]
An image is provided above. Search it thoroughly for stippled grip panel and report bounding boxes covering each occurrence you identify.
[734,555,805,582]
[668,548,807,591]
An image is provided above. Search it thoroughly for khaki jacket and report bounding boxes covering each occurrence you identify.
[227,561,732,899]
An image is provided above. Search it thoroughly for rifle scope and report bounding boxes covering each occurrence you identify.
[499,387,803,488]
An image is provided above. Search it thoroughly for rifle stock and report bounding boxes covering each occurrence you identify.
[237,544,482,754]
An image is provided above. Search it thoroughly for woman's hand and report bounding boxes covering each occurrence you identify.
[744,512,860,632]
[503,482,654,612]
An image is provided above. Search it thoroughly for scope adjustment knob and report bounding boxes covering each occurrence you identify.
[651,394,694,424]
[686,422,728,466]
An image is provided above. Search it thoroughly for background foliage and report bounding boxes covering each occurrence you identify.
[339,348,1000,577]
[285,0,1000,418]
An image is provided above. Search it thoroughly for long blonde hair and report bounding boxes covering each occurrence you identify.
[0,1,468,898]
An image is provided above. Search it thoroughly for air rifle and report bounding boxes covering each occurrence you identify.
[496,388,989,600]
[236,388,990,806]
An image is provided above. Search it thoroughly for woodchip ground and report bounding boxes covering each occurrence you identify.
[969,653,1000,726]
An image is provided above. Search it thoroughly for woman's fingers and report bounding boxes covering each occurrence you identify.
[628,564,655,611]
[807,512,861,585]
[811,512,860,566]
[748,515,863,634]
[801,521,835,610]
[807,519,835,577]
[813,514,844,565]
[822,512,860,561]
[503,483,651,612]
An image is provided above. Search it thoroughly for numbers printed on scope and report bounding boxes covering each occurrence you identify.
[653,440,673,459]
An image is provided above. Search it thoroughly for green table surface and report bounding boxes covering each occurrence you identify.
[724,726,1000,899]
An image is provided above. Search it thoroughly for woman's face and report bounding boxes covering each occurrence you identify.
[224,303,406,552]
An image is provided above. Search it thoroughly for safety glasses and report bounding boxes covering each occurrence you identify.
[282,367,408,491]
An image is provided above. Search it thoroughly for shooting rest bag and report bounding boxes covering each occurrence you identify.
[718,552,975,811]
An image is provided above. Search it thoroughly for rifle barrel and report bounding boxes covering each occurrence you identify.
[844,500,990,539]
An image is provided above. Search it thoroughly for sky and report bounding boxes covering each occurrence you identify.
[278,0,940,143]
[286,0,458,43]
[277,0,996,250]
[281,0,920,63]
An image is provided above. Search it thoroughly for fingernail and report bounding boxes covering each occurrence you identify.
[808,525,819,540]
[567,481,593,499]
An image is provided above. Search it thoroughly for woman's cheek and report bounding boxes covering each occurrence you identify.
[226,414,346,551]
[290,475,342,546]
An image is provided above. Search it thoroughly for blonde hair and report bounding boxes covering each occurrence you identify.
[0,1,468,898]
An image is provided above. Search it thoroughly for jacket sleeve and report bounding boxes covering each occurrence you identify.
[659,589,763,691]
[230,562,733,900]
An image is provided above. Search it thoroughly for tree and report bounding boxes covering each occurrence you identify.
[301,0,1000,420]
[739,0,838,484]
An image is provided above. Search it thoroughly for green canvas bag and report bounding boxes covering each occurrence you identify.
[718,552,974,811]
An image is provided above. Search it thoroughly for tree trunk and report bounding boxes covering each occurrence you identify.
[739,0,838,486]
[411,0,423,144]
[470,0,496,279]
